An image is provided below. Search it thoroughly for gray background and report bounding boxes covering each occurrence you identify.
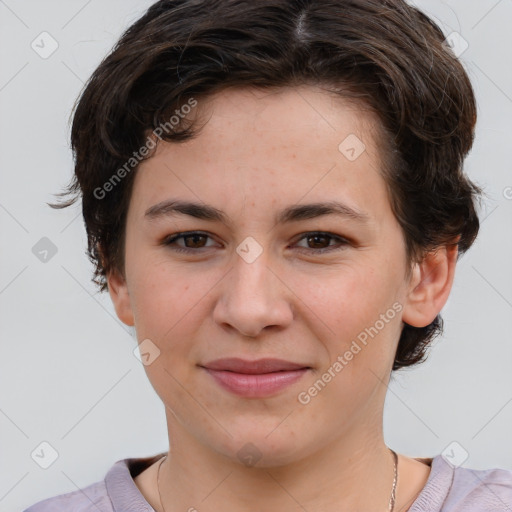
[1,0,511,510]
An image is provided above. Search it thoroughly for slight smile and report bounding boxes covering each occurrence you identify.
[199,358,312,398]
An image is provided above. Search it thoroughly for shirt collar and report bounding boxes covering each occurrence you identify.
[105,452,449,512]
[105,452,167,512]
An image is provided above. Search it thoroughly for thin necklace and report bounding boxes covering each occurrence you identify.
[389,449,398,511]
[157,448,399,512]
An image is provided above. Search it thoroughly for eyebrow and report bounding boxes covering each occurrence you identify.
[144,199,370,226]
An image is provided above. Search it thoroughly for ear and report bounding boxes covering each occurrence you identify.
[107,268,135,327]
[401,241,459,328]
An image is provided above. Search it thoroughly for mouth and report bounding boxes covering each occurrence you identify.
[199,358,311,398]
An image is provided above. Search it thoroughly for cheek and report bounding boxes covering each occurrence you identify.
[127,253,226,360]
[295,263,397,336]
[126,252,195,337]
[128,262,209,404]
[290,262,403,388]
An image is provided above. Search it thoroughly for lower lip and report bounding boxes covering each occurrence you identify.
[202,368,309,397]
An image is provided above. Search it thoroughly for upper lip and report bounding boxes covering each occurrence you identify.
[200,358,310,374]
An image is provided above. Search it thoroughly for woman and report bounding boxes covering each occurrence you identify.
[24,0,512,510]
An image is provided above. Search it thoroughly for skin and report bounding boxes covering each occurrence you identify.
[107,86,458,512]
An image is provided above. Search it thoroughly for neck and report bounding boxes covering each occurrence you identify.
[157,411,396,512]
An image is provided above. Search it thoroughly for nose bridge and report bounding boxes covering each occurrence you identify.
[231,242,277,308]
[214,240,293,337]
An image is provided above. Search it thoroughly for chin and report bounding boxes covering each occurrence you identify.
[211,428,311,469]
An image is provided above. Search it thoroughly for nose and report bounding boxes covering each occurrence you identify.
[212,247,294,338]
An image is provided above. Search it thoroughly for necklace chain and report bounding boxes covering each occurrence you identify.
[157,448,398,512]
[389,449,398,511]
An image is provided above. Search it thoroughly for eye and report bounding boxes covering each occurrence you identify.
[162,231,219,253]
[292,232,350,253]
[162,231,350,255]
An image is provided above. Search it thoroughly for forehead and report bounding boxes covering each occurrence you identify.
[131,85,391,225]
[191,85,382,152]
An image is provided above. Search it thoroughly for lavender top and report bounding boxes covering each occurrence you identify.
[23,452,512,511]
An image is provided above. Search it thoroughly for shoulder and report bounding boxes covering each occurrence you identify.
[447,462,512,511]
[410,454,512,512]
[22,480,112,512]
[22,453,164,512]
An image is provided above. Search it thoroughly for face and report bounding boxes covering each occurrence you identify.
[108,86,446,467]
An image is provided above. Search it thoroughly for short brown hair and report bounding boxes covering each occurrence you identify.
[52,0,482,370]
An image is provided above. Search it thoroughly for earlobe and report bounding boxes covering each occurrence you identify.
[401,243,459,328]
[107,269,135,327]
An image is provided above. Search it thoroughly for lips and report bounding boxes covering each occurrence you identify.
[199,358,311,397]
[201,357,310,374]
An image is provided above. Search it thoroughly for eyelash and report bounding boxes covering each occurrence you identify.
[162,231,350,255]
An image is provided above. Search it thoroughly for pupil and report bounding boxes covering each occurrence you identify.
[187,235,205,248]
[309,235,328,248]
